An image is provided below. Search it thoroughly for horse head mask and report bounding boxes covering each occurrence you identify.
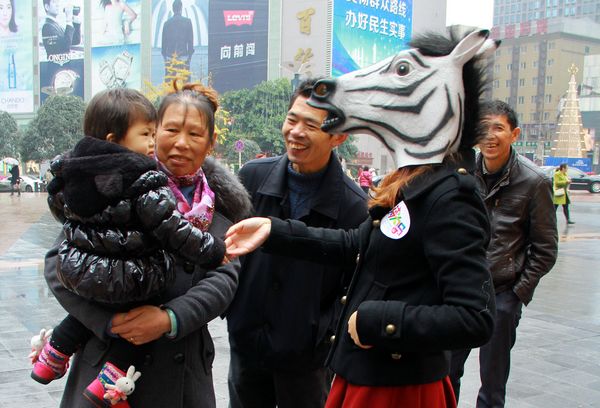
[309,29,500,168]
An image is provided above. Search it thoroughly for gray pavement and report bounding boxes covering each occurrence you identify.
[0,191,599,407]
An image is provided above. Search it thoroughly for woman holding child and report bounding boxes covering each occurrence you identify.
[42,83,251,407]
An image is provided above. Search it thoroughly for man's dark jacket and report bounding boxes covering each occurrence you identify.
[42,18,81,57]
[161,14,194,60]
[226,154,368,371]
[475,148,557,305]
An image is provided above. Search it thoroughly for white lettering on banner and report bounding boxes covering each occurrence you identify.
[390,0,398,14]
[369,15,379,32]
[370,0,380,8]
[398,1,407,17]
[246,43,255,56]
[379,18,389,35]
[347,0,358,3]
[220,46,231,60]
[397,23,405,39]
[345,10,357,27]
[380,0,390,11]
[223,10,255,26]
[48,53,71,66]
[359,0,368,5]
[233,44,244,58]
[358,12,368,29]
[389,21,397,36]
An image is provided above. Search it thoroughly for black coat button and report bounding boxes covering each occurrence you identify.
[144,354,153,366]
[173,353,185,364]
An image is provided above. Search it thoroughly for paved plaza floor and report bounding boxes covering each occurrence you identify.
[0,192,599,407]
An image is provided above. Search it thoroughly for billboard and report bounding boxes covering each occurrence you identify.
[38,0,85,104]
[0,0,34,112]
[90,0,141,94]
[208,0,268,93]
[331,0,413,77]
[151,0,209,86]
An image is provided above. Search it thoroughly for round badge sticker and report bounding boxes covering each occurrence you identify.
[380,201,411,240]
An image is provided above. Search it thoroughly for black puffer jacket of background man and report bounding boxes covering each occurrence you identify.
[226,154,368,372]
[475,148,557,305]
[46,136,225,305]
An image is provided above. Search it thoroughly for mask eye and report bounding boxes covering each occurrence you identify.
[396,61,411,76]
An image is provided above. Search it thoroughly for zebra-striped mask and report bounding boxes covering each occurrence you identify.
[309,29,499,168]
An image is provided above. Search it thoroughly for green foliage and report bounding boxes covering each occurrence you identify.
[336,135,359,163]
[220,79,292,156]
[20,96,85,161]
[0,111,20,158]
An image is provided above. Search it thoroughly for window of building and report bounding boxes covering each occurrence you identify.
[546,94,552,103]
[506,79,512,87]
[519,78,525,86]
[548,42,555,49]
[507,63,513,71]
[493,80,500,89]
[518,96,525,104]
[548,58,554,65]
[531,95,537,103]
[496,49,502,57]
[520,61,527,69]
[585,46,590,54]
[546,76,553,84]
[532,77,538,86]
[494,64,500,73]
[544,112,550,120]
[533,60,538,68]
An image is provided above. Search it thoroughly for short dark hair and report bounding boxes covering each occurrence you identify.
[288,78,322,110]
[157,81,219,140]
[172,0,183,13]
[84,88,157,143]
[559,163,568,171]
[481,100,518,130]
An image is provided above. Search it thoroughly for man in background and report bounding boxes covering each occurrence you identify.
[161,0,194,80]
[42,0,81,59]
[450,100,558,408]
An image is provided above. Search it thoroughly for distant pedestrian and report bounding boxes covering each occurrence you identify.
[9,164,20,196]
[449,100,558,408]
[553,163,574,224]
[358,165,372,194]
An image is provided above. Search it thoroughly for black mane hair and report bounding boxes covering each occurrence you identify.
[409,27,495,151]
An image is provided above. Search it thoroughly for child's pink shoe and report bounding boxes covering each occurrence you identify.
[83,362,139,407]
[30,341,70,384]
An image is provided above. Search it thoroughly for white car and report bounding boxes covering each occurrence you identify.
[20,175,45,192]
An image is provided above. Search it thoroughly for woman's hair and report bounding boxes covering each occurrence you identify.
[369,166,433,209]
[362,165,369,171]
[99,0,114,8]
[157,81,219,140]
[558,163,568,171]
[84,88,157,142]
[6,0,17,32]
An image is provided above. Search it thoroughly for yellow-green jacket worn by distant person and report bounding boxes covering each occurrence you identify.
[553,169,569,206]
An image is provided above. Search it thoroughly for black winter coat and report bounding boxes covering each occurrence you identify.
[47,137,225,304]
[264,161,495,386]
[226,154,368,371]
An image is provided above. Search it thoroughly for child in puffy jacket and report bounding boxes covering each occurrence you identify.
[30,89,227,405]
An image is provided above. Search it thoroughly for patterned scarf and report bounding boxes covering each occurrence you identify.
[157,160,215,232]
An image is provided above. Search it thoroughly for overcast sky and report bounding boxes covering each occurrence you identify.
[446,0,494,28]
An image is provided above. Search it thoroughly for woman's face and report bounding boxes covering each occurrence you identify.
[0,0,12,30]
[156,103,214,177]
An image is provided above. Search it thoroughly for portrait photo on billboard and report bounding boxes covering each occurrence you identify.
[150,0,208,86]
[331,0,413,77]
[208,0,268,93]
[0,0,34,113]
[91,0,141,47]
[38,0,84,102]
[91,44,140,95]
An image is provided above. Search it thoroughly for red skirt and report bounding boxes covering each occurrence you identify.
[325,375,457,408]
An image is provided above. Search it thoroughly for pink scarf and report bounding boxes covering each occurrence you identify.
[157,161,215,232]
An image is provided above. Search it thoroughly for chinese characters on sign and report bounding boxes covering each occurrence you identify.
[296,8,315,34]
[220,43,256,60]
[343,0,410,39]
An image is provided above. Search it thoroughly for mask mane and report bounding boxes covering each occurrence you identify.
[309,28,500,168]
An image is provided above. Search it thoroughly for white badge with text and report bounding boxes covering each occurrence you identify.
[380,201,411,240]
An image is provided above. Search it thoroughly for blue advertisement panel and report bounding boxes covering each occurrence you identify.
[91,44,141,95]
[151,0,209,86]
[38,0,85,104]
[544,157,592,173]
[90,0,141,94]
[0,0,34,112]
[331,0,413,77]
[208,0,268,93]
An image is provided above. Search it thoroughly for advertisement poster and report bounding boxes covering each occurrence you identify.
[91,0,141,94]
[151,0,209,86]
[0,0,34,112]
[208,0,268,93]
[331,0,413,77]
[90,44,141,95]
[39,0,85,104]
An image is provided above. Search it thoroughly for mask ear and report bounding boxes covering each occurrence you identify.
[450,29,490,66]
[476,39,502,59]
